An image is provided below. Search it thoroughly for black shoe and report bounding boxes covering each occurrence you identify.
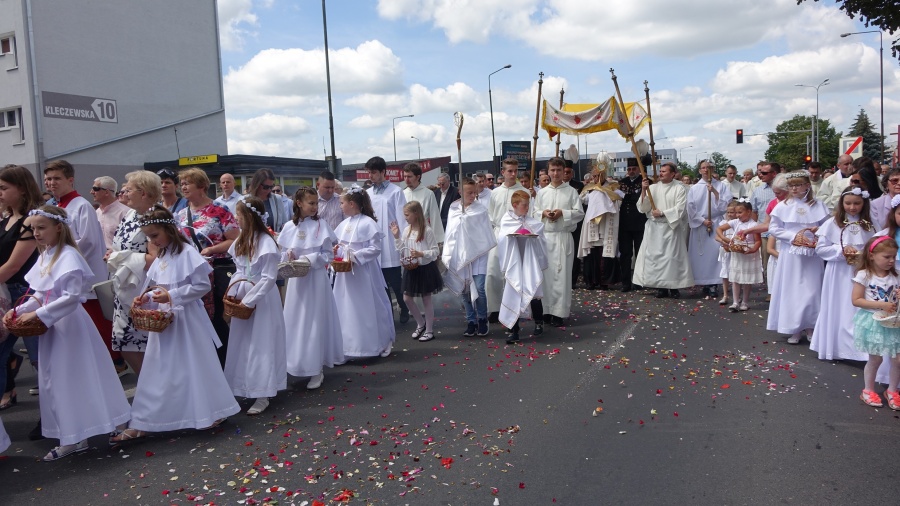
[476,319,489,336]
[399,311,410,324]
[708,286,718,298]
[488,312,500,324]
[29,419,46,441]
[621,284,633,293]
[701,286,710,296]
[655,289,670,298]
[506,334,520,344]
[550,316,565,327]
[463,322,477,337]
[670,289,680,299]
[534,323,544,336]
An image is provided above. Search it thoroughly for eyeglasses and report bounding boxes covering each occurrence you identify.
[849,179,862,184]
[91,186,110,192]
[788,183,808,189]
[889,178,900,185]
[260,184,274,190]
[273,188,282,194]
[156,169,177,180]
[758,171,772,175]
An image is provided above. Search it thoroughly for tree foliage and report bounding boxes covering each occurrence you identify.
[848,108,885,162]
[706,152,733,176]
[764,115,842,170]
[675,161,695,179]
[797,0,899,61]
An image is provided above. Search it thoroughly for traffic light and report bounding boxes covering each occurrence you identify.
[736,129,743,144]
[803,154,812,169]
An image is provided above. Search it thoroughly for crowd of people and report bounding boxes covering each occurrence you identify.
[0,151,897,462]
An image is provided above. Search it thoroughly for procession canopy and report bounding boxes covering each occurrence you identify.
[541,97,650,140]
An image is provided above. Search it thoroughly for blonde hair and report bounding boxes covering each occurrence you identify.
[32,206,79,273]
[125,170,162,203]
[235,197,276,259]
[403,201,426,242]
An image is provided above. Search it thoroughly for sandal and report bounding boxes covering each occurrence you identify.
[411,326,426,339]
[885,389,900,411]
[43,440,89,461]
[110,428,147,444]
[0,391,17,411]
[202,418,226,430]
[418,332,434,342]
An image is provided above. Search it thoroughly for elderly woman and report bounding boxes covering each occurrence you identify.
[577,168,622,290]
[245,168,288,233]
[175,167,239,366]
[108,170,163,375]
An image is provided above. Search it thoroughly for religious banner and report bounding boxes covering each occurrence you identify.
[541,97,649,140]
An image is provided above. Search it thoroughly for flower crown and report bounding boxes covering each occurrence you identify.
[139,218,177,227]
[785,170,810,181]
[891,194,900,209]
[29,209,69,225]
[346,184,365,195]
[736,197,751,203]
[841,187,870,199]
[240,200,269,223]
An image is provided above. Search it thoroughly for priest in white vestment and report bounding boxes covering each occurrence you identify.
[486,160,526,319]
[578,170,623,290]
[687,161,732,297]
[632,162,694,298]
[533,159,584,325]
[402,163,444,243]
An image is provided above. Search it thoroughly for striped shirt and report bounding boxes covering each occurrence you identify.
[318,193,344,231]
[750,182,775,237]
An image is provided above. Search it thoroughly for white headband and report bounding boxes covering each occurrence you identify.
[346,184,365,195]
[240,200,270,224]
[29,209,69,225]
[891,194,900,209]
[736,197,751,203]
[842,187,870,199]
[139,218,177,227]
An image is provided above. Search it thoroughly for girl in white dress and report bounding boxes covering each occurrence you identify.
[811,188,874,361]
[851,236,900,409]
[717,200,763,312]
[333,186,395,358]
[715,202,737,305]
[390,201,443,342]
[3,206,130,461]
[112,207,239,443]
[224,197,286,415]
[279,187,343,389]
[765,171,829,344]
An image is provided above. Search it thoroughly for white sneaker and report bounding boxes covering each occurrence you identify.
[787,333,802,344]
[380,342,393,358]
[246,398,269,415]
[718,295,729,305]
[738,303,749,311]
[307,372,324,390]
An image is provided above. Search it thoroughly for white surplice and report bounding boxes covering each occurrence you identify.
[632,181,694,289]
[442,200,496,298]
[62,196,108,288]
[810,217,873,360]
[129,246,240,431]
[279,218,344,377]
[687,179,733,285]
[577,185,621,260]
[367,183,407,268]
[486,182,526,313]
[224,233,287,398]
[532,182,584,318]
[333,214,395,357]
[404,184,445,243]
[497,211,547,329]
[17,245,130,444]
[766,198,829,334]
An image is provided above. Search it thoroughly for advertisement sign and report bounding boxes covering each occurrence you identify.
[42,91,118,123]
[501,141,531,167]
[178,154,218,166]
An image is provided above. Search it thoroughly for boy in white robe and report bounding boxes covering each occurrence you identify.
[402,163,444,243]
[486,159,526,321]
[686,161,732,298]
[533,157,584,326]
[443,178,497,337]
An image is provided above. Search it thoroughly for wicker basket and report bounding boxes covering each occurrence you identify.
[839,224,861,265]
[399,246,419,271]
[278,256,311,279]
[728,237,750,254]
[874,309,900,328]
[6,294,48,337]
[223,278,256,320]
[332,247,353,273]
[790,228,817,248]
[131,286,175,332]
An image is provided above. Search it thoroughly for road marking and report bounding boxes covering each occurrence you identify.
[564,320,638,401]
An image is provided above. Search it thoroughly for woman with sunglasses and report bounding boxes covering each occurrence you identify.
[244,168,288,233]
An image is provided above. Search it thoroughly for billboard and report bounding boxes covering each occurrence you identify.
[501,141,531,168]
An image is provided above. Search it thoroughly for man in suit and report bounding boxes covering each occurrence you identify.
[618,158,648,292]
[433,172,460,232]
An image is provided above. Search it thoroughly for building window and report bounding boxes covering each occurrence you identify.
[1,108,24,143]
[1,35,17,68]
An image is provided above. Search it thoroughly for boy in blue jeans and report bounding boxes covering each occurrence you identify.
[443,179,496,336]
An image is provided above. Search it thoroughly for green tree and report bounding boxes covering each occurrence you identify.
[707,152,733,176]
[796,0,899,61]
[848,108,885,162]
[676,160,695,179]
[765,115,842,170]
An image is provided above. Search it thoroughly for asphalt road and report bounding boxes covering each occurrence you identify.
[1,285,898,505]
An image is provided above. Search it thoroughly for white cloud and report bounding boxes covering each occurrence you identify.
[227,113,311,141]
[348,115,386,129]
[344,93,408,114]
[223,41,404,111]
[217,0,258,51]
[378,0,536,44]
[409,82,482,113]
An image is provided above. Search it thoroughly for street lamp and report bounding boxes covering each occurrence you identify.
[679,146,693,164]
[695,152,709,167]
[489,64,512,167]
[393,114,414,161]
[795,79,830,162]
[410,136,421,159]
[841,30,885,163]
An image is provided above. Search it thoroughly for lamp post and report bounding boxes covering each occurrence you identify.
[679,146,693,164]
[411,136,421,159]
[393,114,414,162]
[841,30,884,163]
[695,152,708,166]
[488,64,512,168]
[795,79,830,162]
[321,0,337,176]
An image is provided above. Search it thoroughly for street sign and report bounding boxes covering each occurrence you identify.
[178,154,218,166]
[840,136,863,159]
[42,91,118,123]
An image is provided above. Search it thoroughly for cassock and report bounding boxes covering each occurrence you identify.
[687,179,732,285]
[404,184,445,243]
[533,182,584,318]
[497,211,547,329]
[632,181,694,289]
[816,172,850,212]
[725,179,746,199]
[60,195,108,287]
[486,182,526,313]
[477,187,492,202]
[367,183,407,268]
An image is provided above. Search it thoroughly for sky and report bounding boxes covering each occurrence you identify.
[216,0,900,170]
